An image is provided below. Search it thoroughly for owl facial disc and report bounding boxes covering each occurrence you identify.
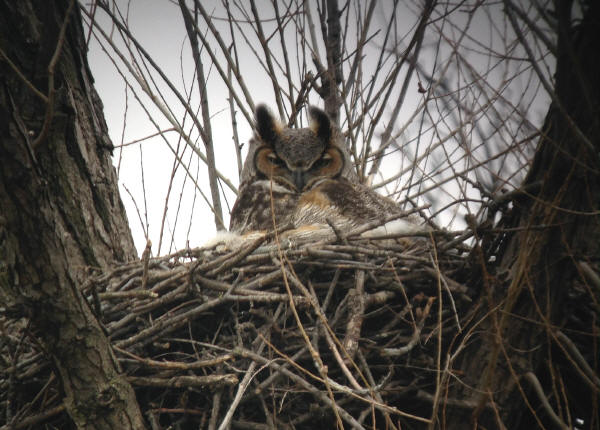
[252,105,344,192]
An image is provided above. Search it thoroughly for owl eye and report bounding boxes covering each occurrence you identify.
[312,153,332,169]
[267,152,286,167]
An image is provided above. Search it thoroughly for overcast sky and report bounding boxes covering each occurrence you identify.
[86,1,548,256]
[88,0,256,255]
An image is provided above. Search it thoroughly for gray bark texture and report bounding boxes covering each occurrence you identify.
[0,1,145,428]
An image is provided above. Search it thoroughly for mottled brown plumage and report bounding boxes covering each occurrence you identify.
[230,105,418,239]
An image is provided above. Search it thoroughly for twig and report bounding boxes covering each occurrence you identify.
[1,404,65,430]
[555,330,600,390]
[0,46,48,103]
[32,0,76,149]
[343,270,365,362]
[217,361,258,430]
[128,374,238,388]
[141,240,152,290]
[381,296,435,357]
[523,372,569,430]
[179,0,225,230]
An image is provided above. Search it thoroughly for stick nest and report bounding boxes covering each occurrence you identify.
[2,229,484,429]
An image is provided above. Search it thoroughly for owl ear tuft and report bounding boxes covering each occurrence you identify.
[255,105,281,146]
[308,106,332,144]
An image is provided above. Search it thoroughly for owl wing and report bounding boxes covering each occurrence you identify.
[297,178,422,236]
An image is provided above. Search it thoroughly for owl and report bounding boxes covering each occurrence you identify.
[229,105,420,242]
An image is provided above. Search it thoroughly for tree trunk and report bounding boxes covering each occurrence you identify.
[446,2,600,428]
[0,1,145,428]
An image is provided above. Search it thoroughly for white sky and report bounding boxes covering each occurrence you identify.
[88,0,253,255]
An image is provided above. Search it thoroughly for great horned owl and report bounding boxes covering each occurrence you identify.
[229,105,419,241]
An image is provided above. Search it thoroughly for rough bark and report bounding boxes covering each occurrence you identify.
[0,1,145,428]
[446,2,600,428]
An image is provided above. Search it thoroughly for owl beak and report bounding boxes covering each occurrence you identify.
[292,170,306,191]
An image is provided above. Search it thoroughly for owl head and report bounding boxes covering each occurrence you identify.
[242,105,346,192]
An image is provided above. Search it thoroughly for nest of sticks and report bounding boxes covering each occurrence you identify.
[2,225,482,429]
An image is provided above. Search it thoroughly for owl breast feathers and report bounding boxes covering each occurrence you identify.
[229,105,419,239]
